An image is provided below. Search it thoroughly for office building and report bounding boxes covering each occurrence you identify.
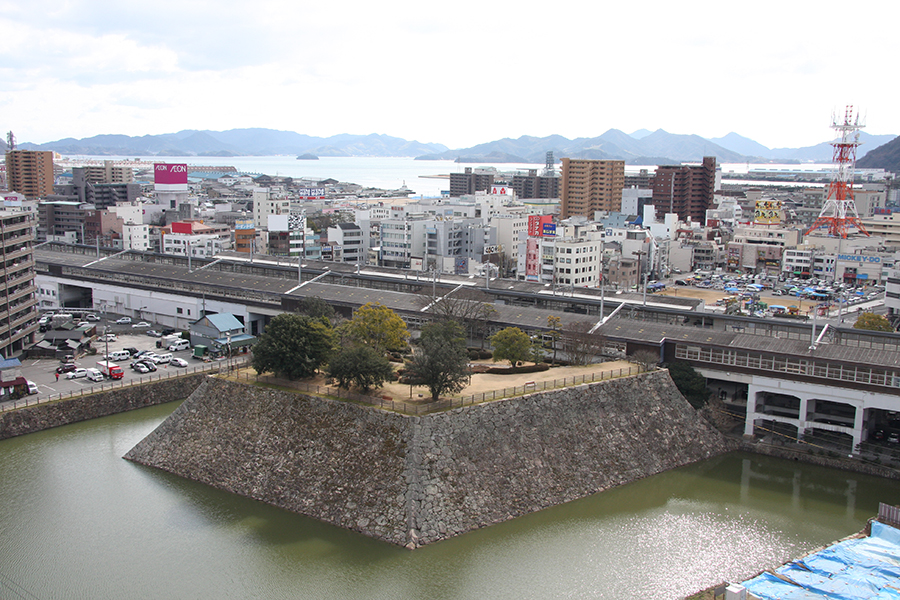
[651,157,716,223]
[511,169,560,199]
[560,159,625,218]
[5,150,54,199]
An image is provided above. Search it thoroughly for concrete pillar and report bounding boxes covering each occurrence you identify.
[744,386,760,437]
[852,406,865,451]
[797,397,809,441]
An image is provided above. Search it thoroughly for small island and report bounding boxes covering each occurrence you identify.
[296,153,319,160]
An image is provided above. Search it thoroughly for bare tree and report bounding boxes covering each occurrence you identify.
[417,287,498,348]
[629,349,659,372]
[561,320,605,366]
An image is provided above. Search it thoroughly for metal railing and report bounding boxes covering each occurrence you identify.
[0,357,251,413]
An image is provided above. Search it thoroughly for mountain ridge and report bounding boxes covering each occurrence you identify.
[7,127,897,165]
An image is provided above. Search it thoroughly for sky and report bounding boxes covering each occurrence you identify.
[1,0,897,151]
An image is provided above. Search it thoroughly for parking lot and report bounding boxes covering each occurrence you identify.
[11,330,207,401]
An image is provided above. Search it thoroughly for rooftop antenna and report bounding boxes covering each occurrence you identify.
[806,105,870,239]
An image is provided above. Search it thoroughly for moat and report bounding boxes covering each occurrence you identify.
[1,400,898,599]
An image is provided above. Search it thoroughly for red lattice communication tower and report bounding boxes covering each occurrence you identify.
[806,106,869,238]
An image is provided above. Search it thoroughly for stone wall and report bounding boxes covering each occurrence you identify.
[125,371,735,548]
[0,374,206,440]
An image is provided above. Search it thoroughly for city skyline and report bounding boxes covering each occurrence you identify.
[2,0,898,150]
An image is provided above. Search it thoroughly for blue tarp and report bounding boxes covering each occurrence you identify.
[742,522,900,600]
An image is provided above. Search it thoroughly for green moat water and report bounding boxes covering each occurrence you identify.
[0,401,896,600]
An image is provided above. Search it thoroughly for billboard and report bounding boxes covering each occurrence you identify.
[235,219,255,230]
[298,188,326,198]
[528,215,553,237]
[171,221,193,234]
[542,223,557,237]
[753,200,782,225]
[455,257,469,275]
[154,163,188,185]
[490,185,512,195]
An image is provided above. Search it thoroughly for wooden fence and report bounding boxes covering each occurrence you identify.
[244,365,642,415]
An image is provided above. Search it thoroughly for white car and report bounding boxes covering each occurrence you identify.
[85,314,100,321]
[115,317,132,325]
[131,321,151,328]
[97,333,117,342]
[66,368,88,379]
[170,357,189,368]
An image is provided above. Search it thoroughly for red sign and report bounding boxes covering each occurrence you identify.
[171,222,193,234]
[154,163,188,185]
[527,215,553,237]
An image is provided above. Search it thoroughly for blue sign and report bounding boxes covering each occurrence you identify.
[542,223,557,237]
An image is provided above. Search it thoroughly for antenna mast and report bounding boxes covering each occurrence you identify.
[806,106,869,238]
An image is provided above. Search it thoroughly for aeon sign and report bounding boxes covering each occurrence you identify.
[154,163,188,185]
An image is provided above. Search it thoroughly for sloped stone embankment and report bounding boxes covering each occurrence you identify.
[125,370,734,547]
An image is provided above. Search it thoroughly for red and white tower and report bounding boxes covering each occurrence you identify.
[806,106,869,238]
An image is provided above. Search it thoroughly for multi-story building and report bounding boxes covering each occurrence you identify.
[252,187,291,230]
[327,222,365,264]
[560,158,625,218]
[54,168,141,209]
[37,201,93,242]
[449,167,495,197]
[82,161,134,184]
[5,150,55,199]
[510,169,560,199]
[0,209,39,358]
[651,157,716,223]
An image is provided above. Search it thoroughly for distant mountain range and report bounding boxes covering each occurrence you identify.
[8,130,449,159]
[857,135,900,173]
[4,127,896,166]
[417,129,897,164]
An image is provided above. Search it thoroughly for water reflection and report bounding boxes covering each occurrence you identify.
[0,403,897,600]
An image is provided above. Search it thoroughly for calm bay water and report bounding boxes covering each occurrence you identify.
[0,402,896,600]
[60,155,831,198]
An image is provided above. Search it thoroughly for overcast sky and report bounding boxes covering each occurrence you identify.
[2,0,897,150]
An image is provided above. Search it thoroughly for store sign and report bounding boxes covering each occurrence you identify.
[838,254,881,263]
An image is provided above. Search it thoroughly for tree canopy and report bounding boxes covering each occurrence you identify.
[490,327,534,367]
[252,313,336,380]
[853,312,893,332]
[326,346,395,393]
[347,302,410,354]
[405,320,470,401]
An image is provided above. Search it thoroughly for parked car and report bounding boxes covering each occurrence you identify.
[122,347,139,357]
[132,350,150,359]
[161,328,177,336]
[131,362,151,374]
[85,368,104,383]
[889,432,900,445]
[97,333,117,342]
[130,359,157,372]
[26,380,39,395]
[115,317,132,324]
[76,321,91,328]
[66,368,88,379]
[131,321,151,328]
[56,363,78,374]
[146,330,163,337]
[170,357,189,368]
[85,313,100,321]
[152,353,173,364]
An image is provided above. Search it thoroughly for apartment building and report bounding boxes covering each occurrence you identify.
[651,157,716,223]
[560,158,625,218]
[0,209,39,358]
[449,167,495,197]
[5,150,55,199]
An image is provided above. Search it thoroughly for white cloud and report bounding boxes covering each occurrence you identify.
[2,0,898,148]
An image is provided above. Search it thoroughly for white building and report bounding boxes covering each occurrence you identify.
[252,187,291,230]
